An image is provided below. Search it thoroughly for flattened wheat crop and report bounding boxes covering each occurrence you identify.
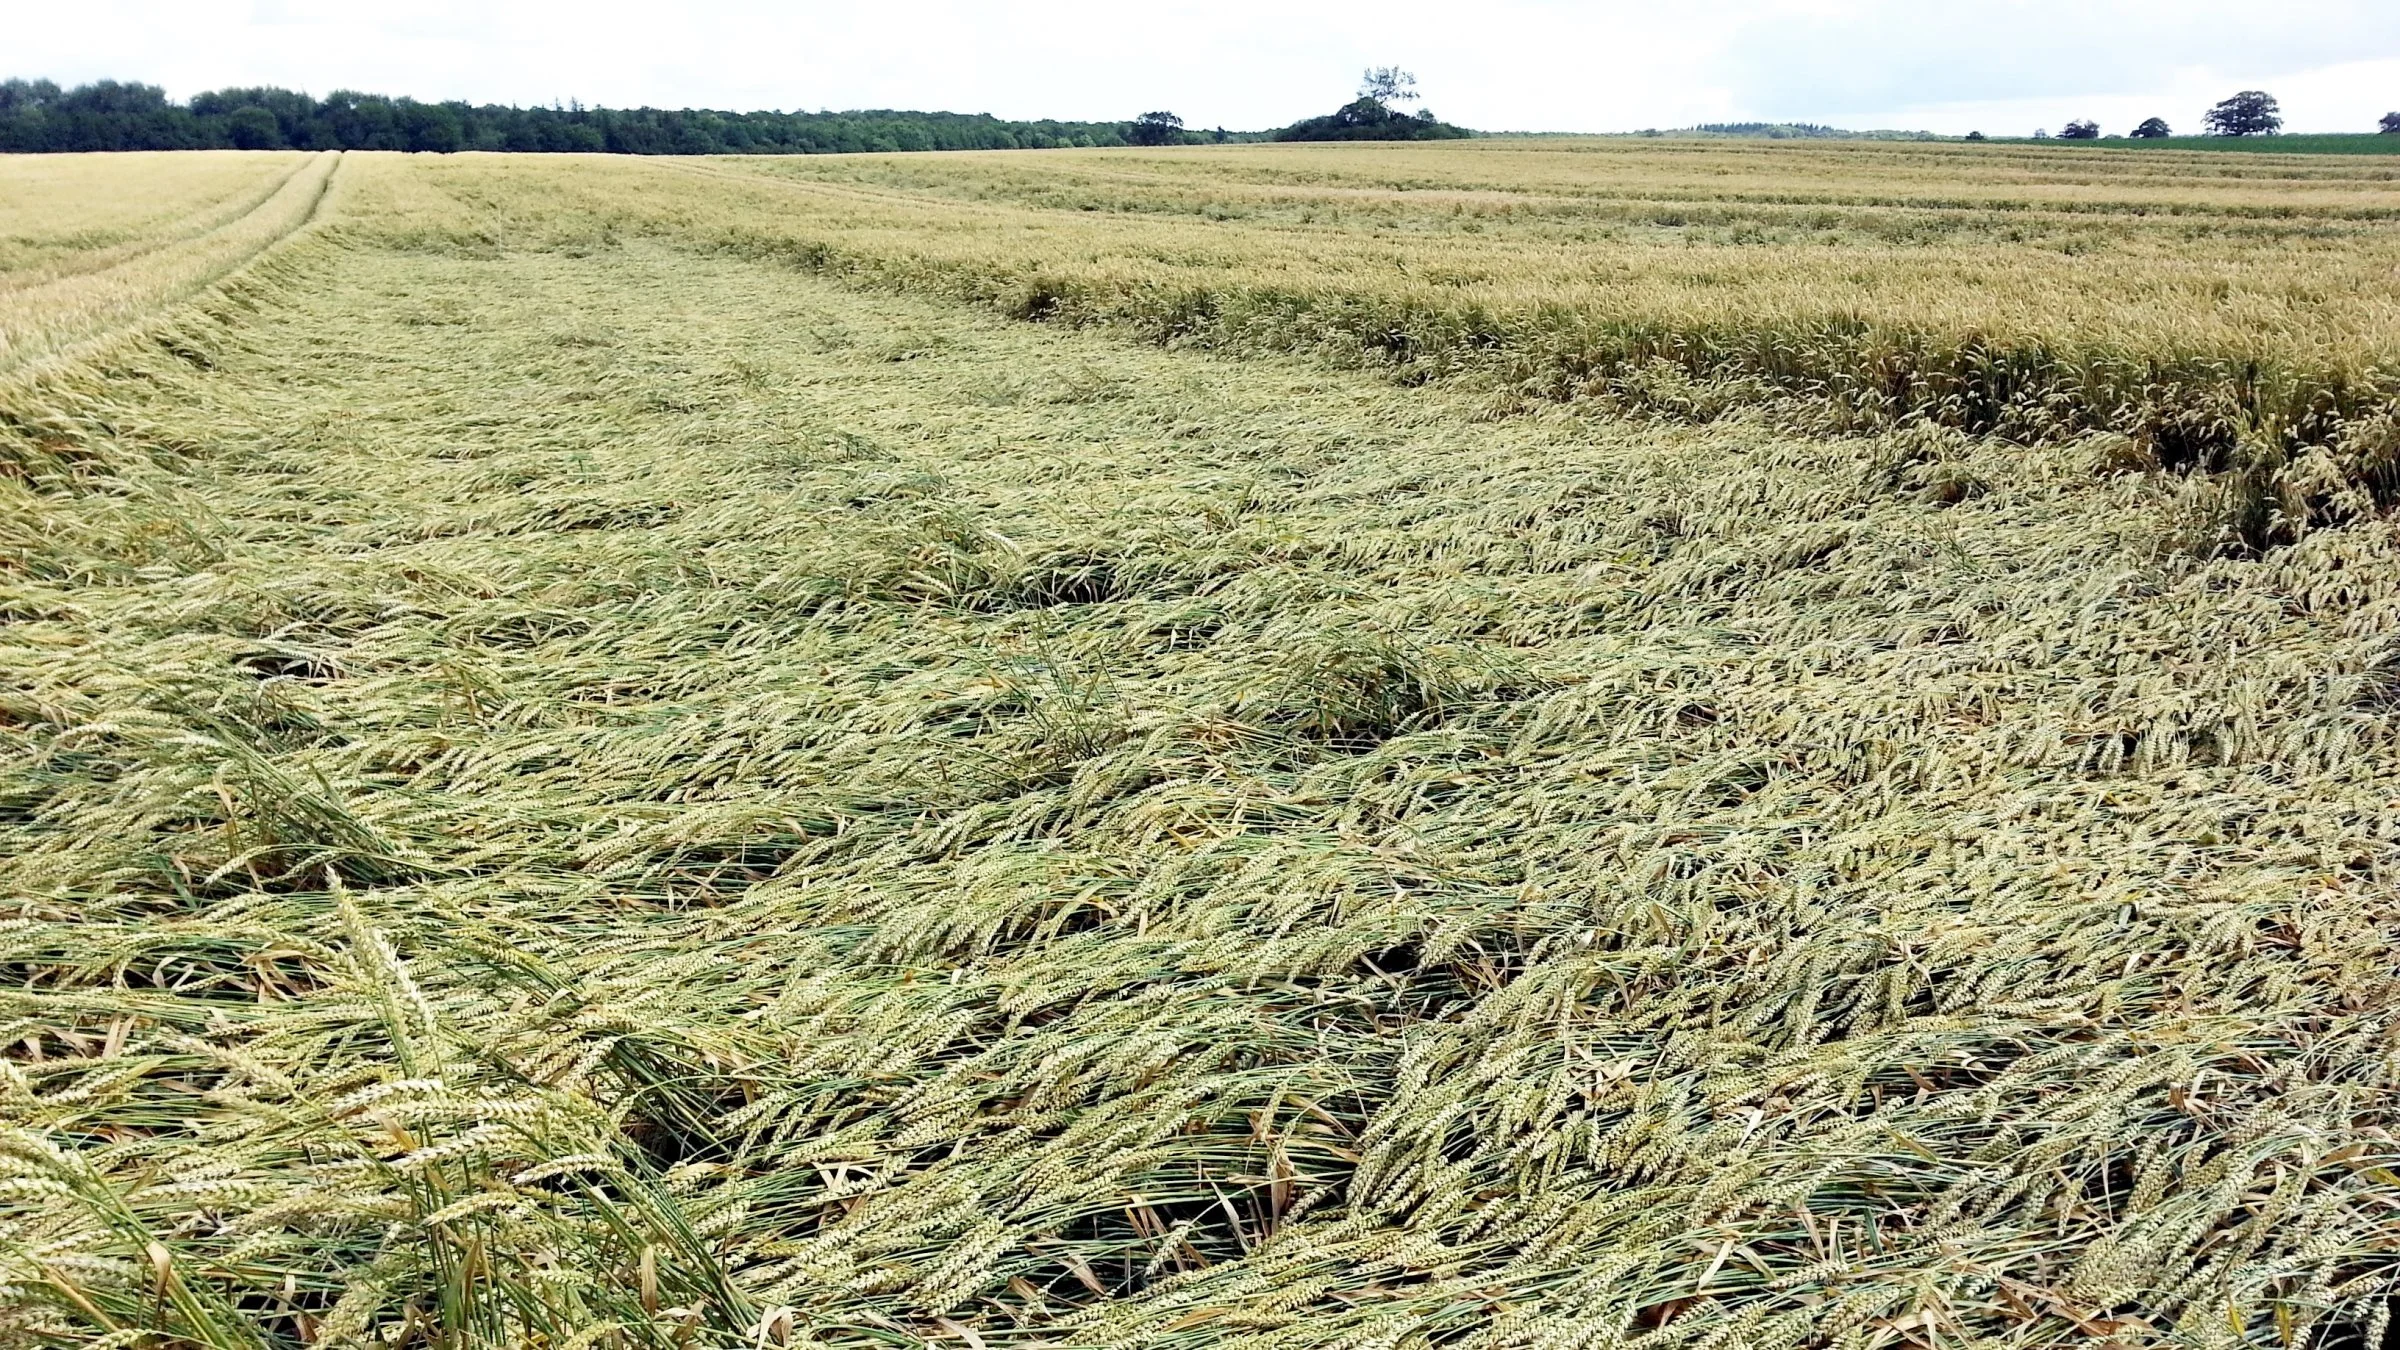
[4,148,2400,1349]
[438,140,2400,463]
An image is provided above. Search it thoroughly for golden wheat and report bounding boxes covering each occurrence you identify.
[0,151,305,288]
[369,142,2400,442]
[0,151,334,377]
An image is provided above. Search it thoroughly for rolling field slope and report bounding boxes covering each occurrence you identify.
[5,145,2400,1348]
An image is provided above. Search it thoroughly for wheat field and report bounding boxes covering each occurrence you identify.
[4,144,2400,1349]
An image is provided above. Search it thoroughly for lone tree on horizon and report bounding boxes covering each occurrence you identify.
[1360,67,1420,106]
[2204,91,2282,137]
[2059,119,2101,139]
[2131,117,2171,138]
[2382,111,2400,134]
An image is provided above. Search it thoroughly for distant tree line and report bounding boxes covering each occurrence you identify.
[2035,91,2400,142]
[1123,111,1247,147]
[0,79,1148,154]
[1691,122,1867,140]
[2021,92,2400,143]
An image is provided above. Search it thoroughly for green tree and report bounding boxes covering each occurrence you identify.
[2381,111,2400,134]
[225,105,283,149]
[2204,90,2281,136]
[1360,67,1418,105]
[1273,69,1467,143]
[2059,119,2100,140]
[1126,111,1184,146]
[2130,117,2171,138]
[397,101,465,153]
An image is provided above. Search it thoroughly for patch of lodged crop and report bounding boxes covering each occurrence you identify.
[4,151,2400,1348]
[464,141,2400,490]
[356,143,2400,554]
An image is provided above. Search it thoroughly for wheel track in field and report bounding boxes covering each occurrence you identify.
[0,152,321,297]
[0,149,345,384]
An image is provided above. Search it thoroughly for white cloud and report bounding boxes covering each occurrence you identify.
[1841,58,2400,138]
[6,0,2395,133]
[1722,0,2398,114]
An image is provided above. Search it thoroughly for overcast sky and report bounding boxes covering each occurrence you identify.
[13,1,2400,136]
